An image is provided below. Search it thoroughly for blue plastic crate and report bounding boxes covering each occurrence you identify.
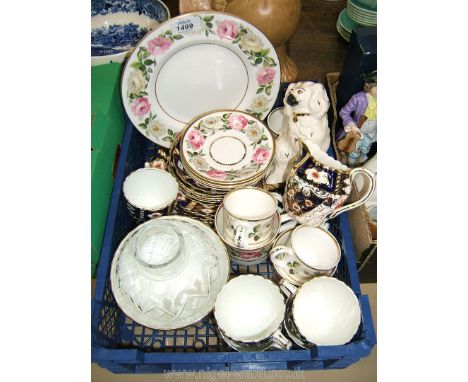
[92,88,376,373]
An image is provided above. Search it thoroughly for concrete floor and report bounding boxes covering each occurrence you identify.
[91,283,376,381]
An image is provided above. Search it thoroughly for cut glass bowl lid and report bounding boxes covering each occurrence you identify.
[110,215,230,330]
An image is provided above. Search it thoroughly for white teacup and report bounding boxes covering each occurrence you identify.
[270,225,341,285]
[123,168,178,222]
[280,277,361,347]
[267,107,288,137]
[214,275,291,351]
[223,187,277,249]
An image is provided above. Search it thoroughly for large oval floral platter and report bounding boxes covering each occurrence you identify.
[121,11,281,148]
[180,110,275,185]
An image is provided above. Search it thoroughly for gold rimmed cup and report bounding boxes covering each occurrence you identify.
[215,203,281,265]
[269,225,341,285]
[221,186,278,249]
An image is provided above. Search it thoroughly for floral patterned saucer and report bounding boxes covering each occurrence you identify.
[169,134,227,203]
[180,110,275,186]
[121,11,280,148]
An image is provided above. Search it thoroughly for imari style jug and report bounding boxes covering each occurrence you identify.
[284,142,376,226]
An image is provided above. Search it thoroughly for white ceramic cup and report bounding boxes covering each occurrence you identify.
[214,275,291,351]
[123,168,178,222]
[267,107,288,137]
[280,277,361,347]
[223,187,277,249]
[270,225,341,284]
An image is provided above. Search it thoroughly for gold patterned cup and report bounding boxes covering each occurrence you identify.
[222,187,277,249]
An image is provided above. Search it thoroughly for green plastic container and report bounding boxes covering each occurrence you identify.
[91,62,125,277]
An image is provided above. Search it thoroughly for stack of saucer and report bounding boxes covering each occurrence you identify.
[337,0,377,42]
[169,110,276,227]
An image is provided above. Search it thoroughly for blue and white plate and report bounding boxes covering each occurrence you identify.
[91,0,170,65]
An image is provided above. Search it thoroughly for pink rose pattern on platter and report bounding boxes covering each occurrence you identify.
[147,36,173,55]
[131,97,151,117]
[216,20,239,40]
[183,112,273,182]
[125,15,278,144]
[256,67,276,86]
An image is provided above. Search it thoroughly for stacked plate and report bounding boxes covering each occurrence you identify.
[347,0,377,27]
[336,0,377,42]
[169,110,276,226]
[336,9,359,42]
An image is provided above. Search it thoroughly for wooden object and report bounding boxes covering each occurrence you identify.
[179,0,302,82]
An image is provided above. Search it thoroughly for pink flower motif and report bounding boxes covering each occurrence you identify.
[239,251,262,260]
[187,130,205,150]
[228,114,248,130]
[207,169,227,180]
[130,97,151,117]
[216,20,239,40]
[252,147,270,164]
[256,67,276,86]
[305,168,329,184]
[147,36,172,55]
[147,159,166,170]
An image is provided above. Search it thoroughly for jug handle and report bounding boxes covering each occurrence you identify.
[328,167,376,219]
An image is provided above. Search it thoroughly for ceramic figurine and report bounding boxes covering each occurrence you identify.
[265,81,331,186]
[336,71,377,167]
[179,0,302,82]
[284,140,376,227]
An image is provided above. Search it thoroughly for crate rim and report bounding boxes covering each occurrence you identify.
[92,293,375,364]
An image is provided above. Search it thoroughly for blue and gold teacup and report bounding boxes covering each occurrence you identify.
[123,168,178,223]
